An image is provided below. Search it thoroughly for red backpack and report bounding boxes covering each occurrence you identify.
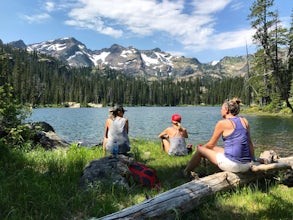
[127,162,161,189]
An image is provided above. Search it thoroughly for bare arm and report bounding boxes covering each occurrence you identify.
[246,121,254,159]
[125,118,129,134]
[158,128,169,139]
[179,127,188,138]
[104,119,110,138]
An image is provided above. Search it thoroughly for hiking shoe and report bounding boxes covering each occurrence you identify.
[190,171,200,180]
[180,170,200,181]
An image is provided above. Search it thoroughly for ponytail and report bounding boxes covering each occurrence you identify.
[226,97,241,116]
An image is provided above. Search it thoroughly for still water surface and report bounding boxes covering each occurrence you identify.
[26,107,293,151]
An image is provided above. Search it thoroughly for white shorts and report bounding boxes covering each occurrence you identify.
[216,153,252,173]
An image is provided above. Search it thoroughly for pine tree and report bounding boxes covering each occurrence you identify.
[248,0,293,112]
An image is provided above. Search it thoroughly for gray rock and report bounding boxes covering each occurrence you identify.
[35,130,69,149]
[28,121,69,149]
[30,121,55,132]
[79,155,134,189]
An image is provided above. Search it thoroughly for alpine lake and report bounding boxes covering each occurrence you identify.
[26,106,293,154]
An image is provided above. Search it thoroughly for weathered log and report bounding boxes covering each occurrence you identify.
[277,156,293,167]
[250,156,293,172]
[251,162,291,172]
[91,156,293,220]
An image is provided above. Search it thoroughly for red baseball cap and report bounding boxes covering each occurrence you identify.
[171,114,181,123]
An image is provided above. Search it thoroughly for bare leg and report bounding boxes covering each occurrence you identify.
[184,145,224,175]
[161,139,170,153]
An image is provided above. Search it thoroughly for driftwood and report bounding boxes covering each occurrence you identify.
[91,156,293,220]
[251,156,293,172]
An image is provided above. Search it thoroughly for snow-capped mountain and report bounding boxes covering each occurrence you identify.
[27,37,93,67]
[9,37,249,78]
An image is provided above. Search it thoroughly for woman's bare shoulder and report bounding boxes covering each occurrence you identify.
[216,119,233,129]
[216,119,227,125]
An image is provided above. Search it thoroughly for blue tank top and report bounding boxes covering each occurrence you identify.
[223,117,251,163]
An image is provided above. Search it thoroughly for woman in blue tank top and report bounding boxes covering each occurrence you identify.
[184,98,255,176]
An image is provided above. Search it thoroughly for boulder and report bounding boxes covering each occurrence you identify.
[79,155,134,189]
[28,121,69,149]
[34,130,69,149]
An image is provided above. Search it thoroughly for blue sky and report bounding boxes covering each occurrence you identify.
[0,0,291,63]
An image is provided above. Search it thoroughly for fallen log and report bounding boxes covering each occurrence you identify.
[91,156,293,220]
[250,156,293,172]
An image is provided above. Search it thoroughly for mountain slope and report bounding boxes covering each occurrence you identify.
[11,37,249,79]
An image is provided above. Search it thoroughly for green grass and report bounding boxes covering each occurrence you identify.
[0,139,292,220]
[183,183,293,220]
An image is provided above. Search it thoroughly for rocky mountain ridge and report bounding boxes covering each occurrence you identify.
[8,37,250,79]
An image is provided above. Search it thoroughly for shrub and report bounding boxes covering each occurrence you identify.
[0,84,32,147]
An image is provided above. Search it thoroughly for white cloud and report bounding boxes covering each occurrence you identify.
[181,28,255,54]
[65,18,123,37]
[230,1,244,11]
[22,13,51,24]
[280,16,291,29]
[190,0,232,14]
[209,29,255,50]
[52,0,254,54]
[62,0,252,52]
[45,1,55,12]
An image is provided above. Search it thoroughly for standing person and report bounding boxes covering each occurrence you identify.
[158,114,189,156]
[184,98,255,176]
[106,106,130,154]
[102,106,116,151]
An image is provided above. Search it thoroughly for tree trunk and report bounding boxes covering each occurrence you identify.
[93,157,293,220]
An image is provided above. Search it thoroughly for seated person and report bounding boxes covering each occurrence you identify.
[184,98,255,176]
[158,114,188,156]
[106,106,130,154]
[102,107,116,151]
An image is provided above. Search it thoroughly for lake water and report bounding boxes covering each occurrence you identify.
[26,107,293,151]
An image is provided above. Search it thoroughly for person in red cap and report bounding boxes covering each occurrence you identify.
[158,114,189,156]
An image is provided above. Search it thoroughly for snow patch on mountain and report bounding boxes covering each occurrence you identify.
[211,60,219,66]
[121,49,135,58]
[91,52,110,64]
[141,53,159,66]
[49,43,67,51]
[67,51,83,61]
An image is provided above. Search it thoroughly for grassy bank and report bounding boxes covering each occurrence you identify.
[0,139,292,220]
[241,105,293,116]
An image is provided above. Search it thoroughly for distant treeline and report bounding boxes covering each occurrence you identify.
[0,41,249,107]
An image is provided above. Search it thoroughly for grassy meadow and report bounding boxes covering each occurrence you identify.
[0,139,292,220]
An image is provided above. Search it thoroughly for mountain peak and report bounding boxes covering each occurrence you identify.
[8,40,26,49]
[152,48,162,52]
[109,44,125,53]
[8,37,248,79]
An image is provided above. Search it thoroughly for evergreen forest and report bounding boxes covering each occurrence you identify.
[0,41,249,107]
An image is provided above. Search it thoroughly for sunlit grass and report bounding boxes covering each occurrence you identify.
[0,140,292,219]
[183,183,293,220]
